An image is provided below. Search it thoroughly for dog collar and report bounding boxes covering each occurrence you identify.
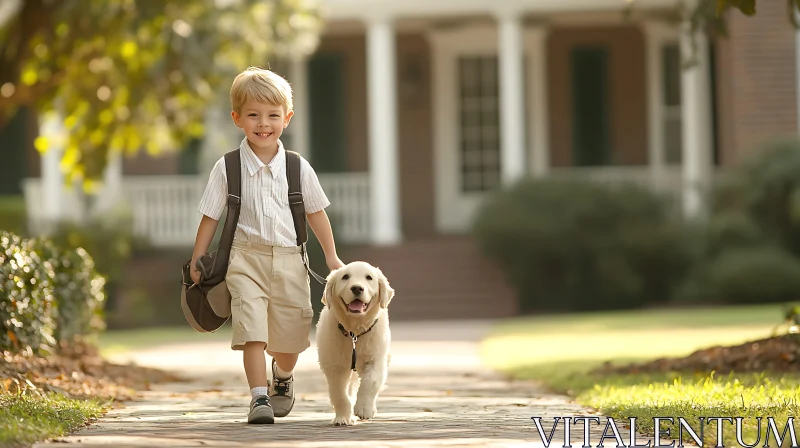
[337,318,379,371]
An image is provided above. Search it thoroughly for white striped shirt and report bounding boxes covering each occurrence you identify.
[197,137,330,247]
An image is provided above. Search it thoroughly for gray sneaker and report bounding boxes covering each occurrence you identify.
[268,359,295,417]
[248,395,274,424]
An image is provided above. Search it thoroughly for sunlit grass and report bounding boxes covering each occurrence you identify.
[481,303,800,447]
[0,392,107,448]
[94,325,233,356]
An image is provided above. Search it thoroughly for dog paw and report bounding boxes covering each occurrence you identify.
[331,415,356,426]
[354,401,376,420]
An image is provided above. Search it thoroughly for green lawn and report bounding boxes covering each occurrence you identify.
[94,324,233,356]
[481,304,800,447]
[0,393,107,448]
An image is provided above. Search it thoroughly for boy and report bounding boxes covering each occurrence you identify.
[190,66,344,424]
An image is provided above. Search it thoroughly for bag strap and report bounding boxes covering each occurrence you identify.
[205,149,242,281]
[286,150,307,246]
[285,150,327,285]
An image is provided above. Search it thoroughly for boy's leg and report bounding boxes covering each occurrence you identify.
[264,248,314,418]
[243,342,275,424]
[226,246,275,424]
[267,350,299,373]
[245,342,270,389]
[266,350,299,417]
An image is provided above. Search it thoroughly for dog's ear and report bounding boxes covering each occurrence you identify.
[322,268,339,307]
[378,268,395,309]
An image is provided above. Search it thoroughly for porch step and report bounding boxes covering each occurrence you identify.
[343,237,519,321]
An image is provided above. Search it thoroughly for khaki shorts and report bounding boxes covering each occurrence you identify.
[226,240,313,353]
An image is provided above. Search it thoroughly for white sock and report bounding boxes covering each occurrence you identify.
[275,363,293,379]
[250,386,269,398]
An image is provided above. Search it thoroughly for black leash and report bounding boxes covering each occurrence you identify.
[338,319,379,371]
[300,243,327,285]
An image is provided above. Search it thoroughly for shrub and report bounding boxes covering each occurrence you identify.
[33,238,106,343]
[728,138,800,257]
[0,231,106,354]
[0,232,57,353]
[675,245,800,305]
[471,178,695,313]
[702,212,767,259]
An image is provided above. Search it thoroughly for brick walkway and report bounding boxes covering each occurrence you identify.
[38,319,648,448]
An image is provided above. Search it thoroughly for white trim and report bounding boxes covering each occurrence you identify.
[40,111,65,227]
[642,20,679,189]
[680,16,713,219]
[366,17,402,244]
[429,25,499,233]
[320,0,678,21]
[290,56,310,160]
[525,26,549,177]
[498,11,527,185]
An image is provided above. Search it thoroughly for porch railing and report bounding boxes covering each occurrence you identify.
[22,172,373,248]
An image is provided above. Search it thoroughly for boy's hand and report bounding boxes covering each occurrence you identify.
[326,256,345,271]
[190,258,201,284]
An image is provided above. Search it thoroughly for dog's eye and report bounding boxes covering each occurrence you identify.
[366,275,373,281]
[342,274,349,280]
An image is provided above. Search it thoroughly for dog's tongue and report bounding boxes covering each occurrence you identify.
[348,299,365,312]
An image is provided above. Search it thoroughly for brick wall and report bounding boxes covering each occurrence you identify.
[314,32,436,240]
[715,3,799,166]
[547,25,648,167]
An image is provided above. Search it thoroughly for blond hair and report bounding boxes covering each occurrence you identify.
[230,66,293,113]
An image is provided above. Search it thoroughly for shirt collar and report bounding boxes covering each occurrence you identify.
[240,137,285,179]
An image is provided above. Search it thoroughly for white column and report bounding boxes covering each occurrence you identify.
[290,55,310,159]
[497,10,527,184]
[680,16,714,219]
[526,27,549,177]
[643,21,668,190]
[366,16,401,245]
[40,111,64,233]
[95,150,123,215]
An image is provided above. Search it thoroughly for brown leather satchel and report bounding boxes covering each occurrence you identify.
[180,148,242,333]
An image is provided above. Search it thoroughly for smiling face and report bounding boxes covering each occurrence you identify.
[231,99,293,152]
[323,262,394,322]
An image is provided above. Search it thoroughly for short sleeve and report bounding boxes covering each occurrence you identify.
[300,157,330,214]
[197,157,228,220]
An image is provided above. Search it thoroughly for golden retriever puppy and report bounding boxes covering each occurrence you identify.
[315,261,395,426]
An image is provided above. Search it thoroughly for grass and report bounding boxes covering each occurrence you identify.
[481,303,800,447]
[94,324,233,356]
[0,392,107,448]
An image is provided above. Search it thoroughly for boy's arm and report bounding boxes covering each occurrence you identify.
[191,156,228,283]
[308,210,344,271]
[190,215,219,282]
[299,157,343,271]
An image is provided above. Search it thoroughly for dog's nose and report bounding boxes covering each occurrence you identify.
[351,285,363,296]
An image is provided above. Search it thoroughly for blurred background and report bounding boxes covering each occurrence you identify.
[3,0,800,339]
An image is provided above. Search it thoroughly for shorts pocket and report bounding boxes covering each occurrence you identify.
[301,308,314,319]
[231,296,244,318]
[227,249,238,267]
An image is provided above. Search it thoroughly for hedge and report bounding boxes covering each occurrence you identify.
[0,231,106,354]
[471,178,695,313]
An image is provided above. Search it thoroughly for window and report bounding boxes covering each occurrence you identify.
[458,56,500,192]
[662,44,682,165]
[571,46,610,166]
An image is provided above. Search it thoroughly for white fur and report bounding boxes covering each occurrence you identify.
[315,261,395,426]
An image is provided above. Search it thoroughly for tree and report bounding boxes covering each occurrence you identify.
[0,0,322,185]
